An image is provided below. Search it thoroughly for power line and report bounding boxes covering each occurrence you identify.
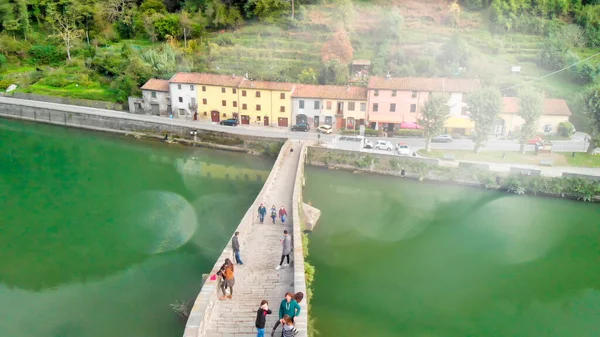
[500,51,600,92]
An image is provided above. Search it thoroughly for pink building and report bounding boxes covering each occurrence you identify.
[366,76,481,132]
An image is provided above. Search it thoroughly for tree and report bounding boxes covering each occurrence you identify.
[180,10,192,48]
[298,67,318,84]
[557,121,575,138]
[320,59,349,85]
[321,29,353,65]
[468,87,502,153]
[517,88,544,154]
[334,0,356,31]
[46,3,83,60]
[583,87,600,153]
[447,1,461,28]
[382,7,403,39]
[418,93,450,152]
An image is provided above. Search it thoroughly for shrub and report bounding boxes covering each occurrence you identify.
[27,45,64,65]
[0,79,12,91]
[0,54,7,67]
[558,121,575,138]
[396,129,424,137]
[364,128,380,136]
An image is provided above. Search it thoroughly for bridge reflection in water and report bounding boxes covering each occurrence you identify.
[150,155,269,182]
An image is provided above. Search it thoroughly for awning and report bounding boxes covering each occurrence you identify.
[444,117,474,129]
[400,122,422,129]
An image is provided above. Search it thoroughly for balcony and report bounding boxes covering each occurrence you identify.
[335,109,344,117]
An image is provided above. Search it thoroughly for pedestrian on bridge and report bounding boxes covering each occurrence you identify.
[217,258,235,300]
[275,230,292,270]
[279,206,288,224]
[255,300,272,337]
[270,292,301,337]
[271,205,277,224]
[232,232,243,265]
[258,203,267,223]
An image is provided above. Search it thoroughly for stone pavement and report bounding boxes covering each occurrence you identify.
[204,142,301,337]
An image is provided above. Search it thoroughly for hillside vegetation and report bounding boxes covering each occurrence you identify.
[1,0,600,127]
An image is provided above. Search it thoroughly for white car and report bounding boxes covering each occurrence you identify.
[374,140,394,151]
[363,139,373,149]
[396,143,411,155]
[317,125,333,134]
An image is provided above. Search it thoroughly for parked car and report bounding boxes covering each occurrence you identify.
[317,125,333,134]
[291,123,310,132]
[374,140,394,151]
[432,134,453,143]
[363,139,374,149]
[528,136,543,145]
[220,118,238,126]
[396,143,411,155]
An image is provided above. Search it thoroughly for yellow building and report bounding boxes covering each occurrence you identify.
[499,97,572,136]
[237,80,296,127]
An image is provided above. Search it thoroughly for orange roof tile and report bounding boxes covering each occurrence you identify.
[368,76,481,93]
[292,84,368,100]
[140,79,169,92]
[169,73,245,87]
[237,79,296,91]
[502,97,571,116]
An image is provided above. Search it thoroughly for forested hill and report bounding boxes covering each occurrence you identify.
[0,0,599,123]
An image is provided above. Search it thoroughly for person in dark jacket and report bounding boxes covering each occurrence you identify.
[270,292,301,337]
[255,300,272,337]
[270,205,277,224]
[258,203,267,223]
[231,232,243,265]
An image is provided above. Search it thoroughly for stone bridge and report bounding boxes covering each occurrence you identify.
[183,140,310,337]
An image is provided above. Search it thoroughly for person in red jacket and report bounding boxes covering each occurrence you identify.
[278,206,288,224]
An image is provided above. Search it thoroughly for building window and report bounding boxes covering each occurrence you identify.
[242,104,247,110]
[223,113,227,117]
[374,90,379,96]
[242,90,247,97]
[390,103,396,112]
[178,97,183,103]
[544,124,552,132]
[256,91,261,98]
[202,98,207,105]
[280,93,286,99]
[392,90,397,97]
[373,103,378,112]
[221,88,226,93]
[299,100,304,109]
[233,88,237,94]
[256,104,261,111]
[410,104,416,112]
[178,84,182,90]
[280,106,285,112]
[179,109,185,115]
[202,86,206,91]
[151,91,157,98]
[360,103,366,111]
[257,116,261,121]
[348,102,355,111]
[326,101,332,109]
[314,101,320,109]
[233,101,238,108]
[190,85,194,91]
[222,100,226,106]
[412,91,417,98]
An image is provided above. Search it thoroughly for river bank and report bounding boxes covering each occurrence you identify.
[307,146,600,202]
[0,99,285,156]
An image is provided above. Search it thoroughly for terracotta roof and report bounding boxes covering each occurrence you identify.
[368,76,481,93]
[292,84,368,100]
[141,79,169,92]
[237,79,296,91]
[169,72,245,87]
[502,97,571,116]
[352,59,371,66]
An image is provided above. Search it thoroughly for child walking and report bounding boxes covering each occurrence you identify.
[281,315,298,337]
[255,300,272,337]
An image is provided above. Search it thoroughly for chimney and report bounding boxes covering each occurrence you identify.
[385,71,391,80]
[232,73,235,78]
[250,80,254,87]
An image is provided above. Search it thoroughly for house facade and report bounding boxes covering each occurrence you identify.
[195,74,245,123]
[498,97,572,136]
[292,85,367,130]
[131,79,170,116]
[237,80,295,127]
[366,77,481,133]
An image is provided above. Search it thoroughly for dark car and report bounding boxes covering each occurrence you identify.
[291,123,310,132]
[220,118,238,126]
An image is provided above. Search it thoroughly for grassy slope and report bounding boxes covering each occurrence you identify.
[0,0,596,103]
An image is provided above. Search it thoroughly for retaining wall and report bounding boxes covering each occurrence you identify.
[291,144,309,336]
[183,140,294,337]
[1,92,128,111]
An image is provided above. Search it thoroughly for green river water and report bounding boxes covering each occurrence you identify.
[305,167,600,337]
[0,118,272,337]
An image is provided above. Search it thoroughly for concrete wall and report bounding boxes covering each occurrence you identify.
[1,92,128,111]
[182,140,294,337]
[291,144,309,336]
